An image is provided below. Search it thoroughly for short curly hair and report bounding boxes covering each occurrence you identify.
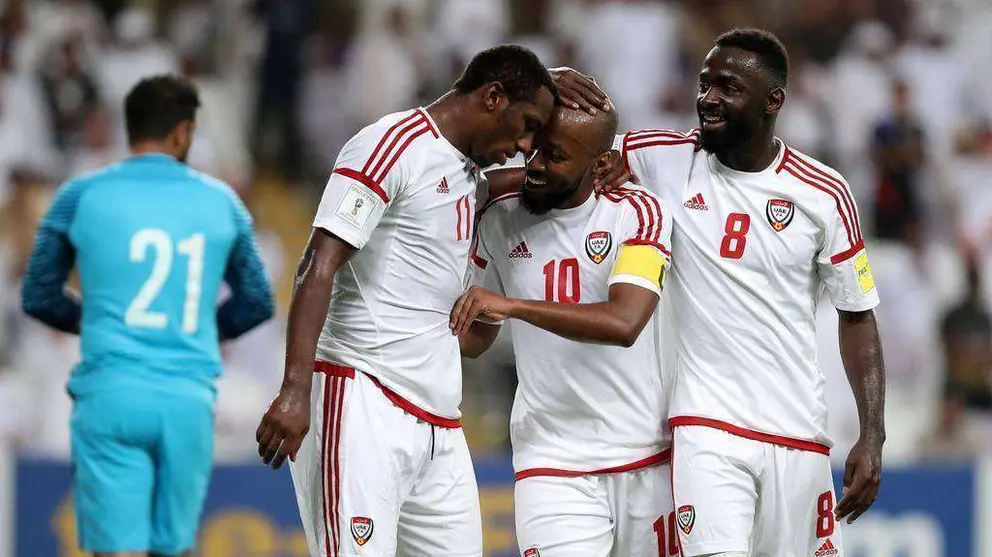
[454,44,556,103]
[714,28,789,89]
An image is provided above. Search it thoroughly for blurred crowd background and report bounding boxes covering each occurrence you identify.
[0,0,991,468]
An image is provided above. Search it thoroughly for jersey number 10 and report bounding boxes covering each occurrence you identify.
[543,258,581,304]
[125,229,205,334]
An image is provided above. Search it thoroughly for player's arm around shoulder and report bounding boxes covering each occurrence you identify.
[21,178,87,334]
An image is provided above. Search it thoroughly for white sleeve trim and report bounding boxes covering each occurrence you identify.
[608,274,662,297]
[313,218,366,250]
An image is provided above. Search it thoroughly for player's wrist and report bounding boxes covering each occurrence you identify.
[503,297,524,320]
[858,425,886,446]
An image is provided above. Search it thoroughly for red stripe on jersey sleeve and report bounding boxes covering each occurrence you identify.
[361,111,421,175]
[369,118,429,182]
[780,160,855,248]
[829,238,865,264]
[616,188,664,243]
[332,168,390,203]
[786,150,862,240]
[416,108,440,138]
[622,238,671,255]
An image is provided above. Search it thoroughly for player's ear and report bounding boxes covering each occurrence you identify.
[595,149,621,173]
[767,87,786,116]
[483,82,507,113]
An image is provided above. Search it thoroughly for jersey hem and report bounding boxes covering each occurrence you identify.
[832,297,880,312]
[313,360,461,428]
[514,449,671,481]
[669,416,830,455]
[313,220,365,250]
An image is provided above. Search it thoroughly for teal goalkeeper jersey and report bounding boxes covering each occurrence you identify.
[22,153,274,398]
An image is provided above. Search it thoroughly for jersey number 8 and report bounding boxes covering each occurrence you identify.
[719,213,751,259]
[125,228,206,334]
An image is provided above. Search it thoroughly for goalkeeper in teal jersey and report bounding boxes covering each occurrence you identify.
[21,75,275,557]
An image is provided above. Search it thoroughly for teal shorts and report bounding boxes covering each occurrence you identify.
[70,389,214,554]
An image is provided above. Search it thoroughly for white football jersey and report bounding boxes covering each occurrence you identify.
[617,128,880,453]
[472,185,673,477]
[313,108,481,422]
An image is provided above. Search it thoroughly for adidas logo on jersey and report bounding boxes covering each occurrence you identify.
[436,177,449,194]
[508,241,533,259]
[684,193,709,211]
[815,539,839,557]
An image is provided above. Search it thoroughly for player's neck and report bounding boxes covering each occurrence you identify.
[714,130,779,173]
[130,142,179,160]
[425,92,474,159]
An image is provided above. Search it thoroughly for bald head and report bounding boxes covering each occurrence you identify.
[546,103,619,158]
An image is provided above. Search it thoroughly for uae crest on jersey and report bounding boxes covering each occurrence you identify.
[766,198,795,232]
[351,516,374,546]
[677,505,696,534]
[585,231,612,264]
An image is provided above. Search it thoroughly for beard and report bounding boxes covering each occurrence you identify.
[519,176,583,216]
[698,113,757,154]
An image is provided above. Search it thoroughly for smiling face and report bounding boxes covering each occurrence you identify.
[521,106,617,215]
[696,45,783,154]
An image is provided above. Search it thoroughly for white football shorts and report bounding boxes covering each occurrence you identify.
[514,463,679,557]
[290,365,483,557]
[672,425,844,557]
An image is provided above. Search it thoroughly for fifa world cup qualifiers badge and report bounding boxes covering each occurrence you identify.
[336,183,380,229]
[351,516,374,546]
[523,548,541,557]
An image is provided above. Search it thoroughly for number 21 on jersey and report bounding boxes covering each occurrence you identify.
[125,228,205,334]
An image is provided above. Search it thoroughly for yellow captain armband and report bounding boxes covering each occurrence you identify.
[608,243,669,295]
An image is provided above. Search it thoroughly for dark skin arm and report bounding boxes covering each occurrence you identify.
[459,321,502,358]
[834,308,886,523]
[452,283,659,348]
[256,228,356,469]
[484,167,526,200]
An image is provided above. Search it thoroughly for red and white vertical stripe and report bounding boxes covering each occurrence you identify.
[623,128,701,152]
[320,374,346,556]
[455,195,473,242]
[603,188,668,253]
[333,109,439,203]
[776,147,864,263]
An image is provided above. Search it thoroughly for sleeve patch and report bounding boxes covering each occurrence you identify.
[855,252,875,294]
[334,183,382,229]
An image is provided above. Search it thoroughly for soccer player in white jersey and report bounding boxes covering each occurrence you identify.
[254,45,555,557]
[555,29,887,557]
[449,105,677,557]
